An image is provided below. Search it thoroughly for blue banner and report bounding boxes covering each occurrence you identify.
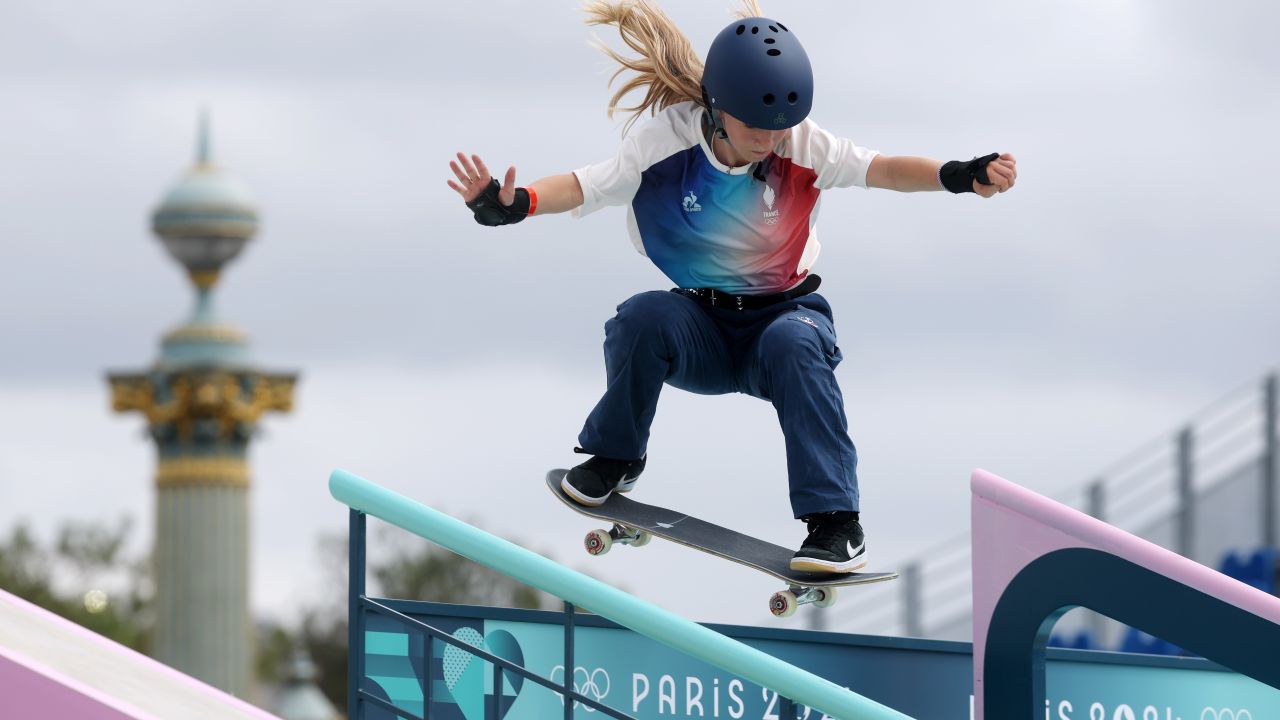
[357,602,1279,720]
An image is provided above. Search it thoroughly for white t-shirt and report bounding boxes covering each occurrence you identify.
[573,101,878,294]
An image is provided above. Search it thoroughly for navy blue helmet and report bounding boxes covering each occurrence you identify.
[701,17,813,130]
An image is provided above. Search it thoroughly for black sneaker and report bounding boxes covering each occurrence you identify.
[561,449,646,506]
[789,511,867,573]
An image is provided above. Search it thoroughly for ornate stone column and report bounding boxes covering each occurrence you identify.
[108,113,296,697]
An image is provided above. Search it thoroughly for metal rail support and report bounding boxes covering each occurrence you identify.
[348,510,367,718]
[902,564,922,638]
[1177,428,1195,557]
[1264,374,1278,547]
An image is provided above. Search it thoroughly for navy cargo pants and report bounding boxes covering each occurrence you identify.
[576,289,859,517]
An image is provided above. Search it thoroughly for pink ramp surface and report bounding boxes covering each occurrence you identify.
[970,468,1280,720]
[0,588,280,720]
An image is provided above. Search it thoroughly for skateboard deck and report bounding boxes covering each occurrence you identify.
[546,469,897,616]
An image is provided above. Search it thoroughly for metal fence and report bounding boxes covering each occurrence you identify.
[345,510,633,720]
[333,471,911,719]
[826,371,1279,641]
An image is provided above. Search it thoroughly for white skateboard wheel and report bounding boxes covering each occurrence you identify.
[585,529,612,556]
[769,590,798,618]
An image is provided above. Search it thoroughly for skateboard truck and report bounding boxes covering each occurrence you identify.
[584,523,652,556]
[769,585,838,618]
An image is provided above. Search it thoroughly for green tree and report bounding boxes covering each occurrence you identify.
[0,518,151,652]
[372,529,548,609]
[267,528,554,713]
[0,515,554,716]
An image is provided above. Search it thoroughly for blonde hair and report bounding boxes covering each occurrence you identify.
[584,0,764,134]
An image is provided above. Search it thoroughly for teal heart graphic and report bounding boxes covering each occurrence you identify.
[484,630,525,717]
[442,627,486,720]
[438,627,527,720]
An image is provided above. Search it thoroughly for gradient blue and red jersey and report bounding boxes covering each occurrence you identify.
[572,101,879,295]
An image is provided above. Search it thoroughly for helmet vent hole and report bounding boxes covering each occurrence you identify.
[768,25,778,32]
[764,38,776,44]
[787,92,798,104]
[763,94,776,106]
[751,26,759,34]
[778,22,789,31]
[766,48,781,57]
[736,24,745,35]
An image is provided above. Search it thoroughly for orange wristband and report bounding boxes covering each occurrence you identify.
[525,186,538,216]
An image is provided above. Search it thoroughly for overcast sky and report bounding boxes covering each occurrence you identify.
[1,1,1278,633]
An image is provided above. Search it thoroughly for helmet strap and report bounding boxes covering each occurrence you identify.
[710,123,743,167]
[701,100,765,179]
[700,89,729,140]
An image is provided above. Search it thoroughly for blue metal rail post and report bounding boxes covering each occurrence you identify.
[348,509,367,718]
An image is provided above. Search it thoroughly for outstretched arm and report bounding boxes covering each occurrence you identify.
[448,152,584,225]
[866,153,1017,197]
[527,173,584,215]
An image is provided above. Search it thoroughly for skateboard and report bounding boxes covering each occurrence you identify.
[546,469,897,617]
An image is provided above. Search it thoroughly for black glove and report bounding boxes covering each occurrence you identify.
[466,178,531,226]
[939,153,1000,194]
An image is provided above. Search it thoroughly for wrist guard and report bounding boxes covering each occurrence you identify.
[466,179,531,226]
[939,153,1000,194]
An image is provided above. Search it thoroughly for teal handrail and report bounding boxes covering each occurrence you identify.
[330,469,911,720]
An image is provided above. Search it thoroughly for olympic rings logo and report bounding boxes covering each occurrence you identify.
[550,665,611,709]
[1201,710,1253,720]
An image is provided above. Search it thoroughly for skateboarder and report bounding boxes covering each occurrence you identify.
[447,1,1017,573]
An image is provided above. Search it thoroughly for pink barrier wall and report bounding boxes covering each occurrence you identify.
[0,645,146,719]
[0,589,280,719]
[971,468,1280,719]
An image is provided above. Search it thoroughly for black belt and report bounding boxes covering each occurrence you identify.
[675,274,821,311]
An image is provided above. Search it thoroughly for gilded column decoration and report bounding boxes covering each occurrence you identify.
[109,371,296,447]
[105,112,297,699]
